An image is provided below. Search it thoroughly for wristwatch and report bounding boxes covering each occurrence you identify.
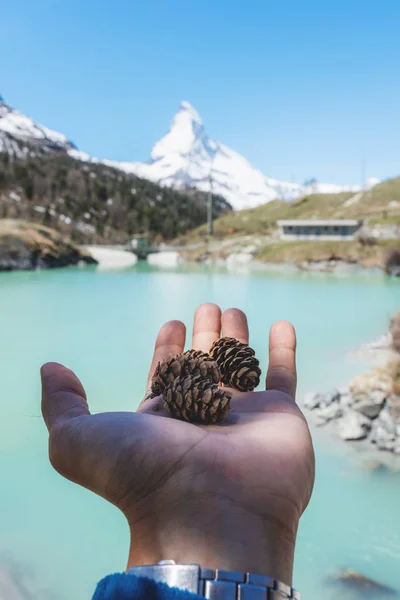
[128,560,300,599]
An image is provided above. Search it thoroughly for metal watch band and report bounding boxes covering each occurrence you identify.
[128,560,300,599]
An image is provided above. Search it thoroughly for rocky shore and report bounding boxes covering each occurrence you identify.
[304,312,400,457]
[0,220,97,271]
[177,234,400,276]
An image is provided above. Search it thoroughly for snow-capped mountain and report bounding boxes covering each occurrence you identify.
[124,101,365,209]
[0,95,370,210]
[0,95,75,156]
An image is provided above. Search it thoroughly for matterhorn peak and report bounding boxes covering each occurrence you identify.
[179,101,202,125]
[151,100,206,161]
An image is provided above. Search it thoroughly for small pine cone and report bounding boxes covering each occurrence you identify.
[151,351,231,423]
[165,374,231,423]
[151,350,219,397]
[210,337,261,392]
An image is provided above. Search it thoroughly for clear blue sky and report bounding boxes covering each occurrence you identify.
[2,0,400,185]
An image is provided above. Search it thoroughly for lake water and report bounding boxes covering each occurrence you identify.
[0,264,399,599]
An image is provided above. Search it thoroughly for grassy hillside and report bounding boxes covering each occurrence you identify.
[176,178,400,244]
[255,239,399,268]
[0,152,231,243]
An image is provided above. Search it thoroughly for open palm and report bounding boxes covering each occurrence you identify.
[41,304,314,584]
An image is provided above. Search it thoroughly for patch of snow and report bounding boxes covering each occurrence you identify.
[9,191,21,202]
[76,222,95,234]
[34,205,46,213]
[69,148,92,162]
[147,251,180,268]
[0,97,74,151]
[85,246,138,270]
[226,252,253,270]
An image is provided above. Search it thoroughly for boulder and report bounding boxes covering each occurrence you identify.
[377,407,397,435]
[338,411,372,441]
[370,407,397,451]
[303,392,323,410]
[322,388,341,406]
[329,569,397,596]
[315,403,343,424]
[339,392,355,410]
[353,390,386,419]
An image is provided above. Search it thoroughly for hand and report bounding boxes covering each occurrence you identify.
[41,304,314,585]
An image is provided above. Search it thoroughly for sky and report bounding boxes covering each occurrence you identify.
[1,0,400,186]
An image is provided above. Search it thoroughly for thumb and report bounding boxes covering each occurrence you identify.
[265,320,297,399]
[41,362,90,432]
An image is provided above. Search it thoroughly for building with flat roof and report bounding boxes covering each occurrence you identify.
[277,219,362,241]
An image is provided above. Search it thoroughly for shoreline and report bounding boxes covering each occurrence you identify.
[302,318,400,469]
[177,233,400,276]
[178,250,394,277]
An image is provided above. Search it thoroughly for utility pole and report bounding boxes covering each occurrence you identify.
[361,158,366,190]
[207,173,213,235]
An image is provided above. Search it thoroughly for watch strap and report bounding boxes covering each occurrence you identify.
[128,561,300,599]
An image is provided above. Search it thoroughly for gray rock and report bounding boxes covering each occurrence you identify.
[303,392,323,410]
[315,403,343,423]
[339,392,354,410]
[322,388,341,406]
[339,411,372,440]
[328,569,397,595]
[377,407,396,435]
[353,392,385,419]
[370,408,397,451]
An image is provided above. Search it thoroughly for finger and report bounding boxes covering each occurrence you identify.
[221,308,249,344]
[192,303,221,353]
[265,320,297,399]
[146,320,186,390]
[41,362,90,432]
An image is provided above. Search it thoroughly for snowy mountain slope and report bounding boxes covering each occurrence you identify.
[0,95,373,210]
[120,101,363,209]
[0,95,75,156]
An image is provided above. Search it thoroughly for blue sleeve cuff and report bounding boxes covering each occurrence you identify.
[92,573,203,600]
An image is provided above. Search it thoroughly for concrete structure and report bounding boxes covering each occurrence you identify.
[277,219,362,241]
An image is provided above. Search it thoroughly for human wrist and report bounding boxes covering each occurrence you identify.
[125,510,296,585]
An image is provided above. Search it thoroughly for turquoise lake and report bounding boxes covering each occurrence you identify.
[0,264,399,599]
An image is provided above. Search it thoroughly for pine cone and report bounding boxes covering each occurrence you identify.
[151,351,231,423]
[209,337,261,392]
